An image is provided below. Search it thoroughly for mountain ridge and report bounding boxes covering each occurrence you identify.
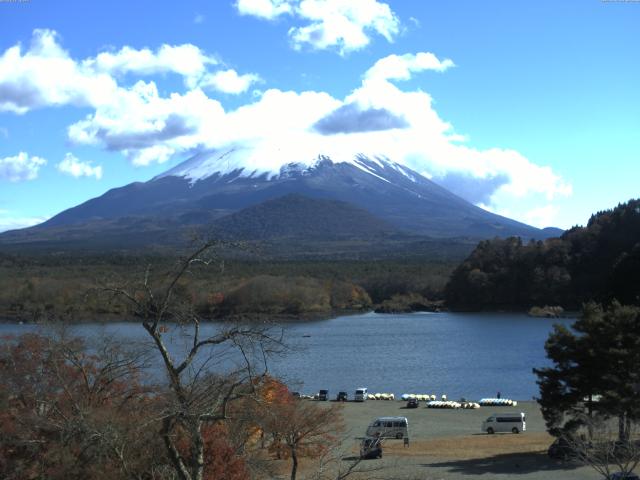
[0,151,561,254]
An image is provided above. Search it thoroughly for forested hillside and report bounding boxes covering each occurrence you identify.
[0,253,454,322]
[445,199,640,310]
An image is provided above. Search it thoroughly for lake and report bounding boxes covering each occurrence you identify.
[0,311,573,401]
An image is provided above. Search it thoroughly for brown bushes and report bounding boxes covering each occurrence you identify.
[217,275,371,317]
[0,254,453,322]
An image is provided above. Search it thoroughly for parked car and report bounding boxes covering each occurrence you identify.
[366,417,409,440]
[359,436,382,459]
[354,387,368,402]
[610,473,640,480]
[318,389,329,401]
[336,391,348,402]
[406,398,419,408]
[481,412,526,434]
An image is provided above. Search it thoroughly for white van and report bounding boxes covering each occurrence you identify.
[354,387,368,402]
[366,416,409,439]
[482,412,526,434]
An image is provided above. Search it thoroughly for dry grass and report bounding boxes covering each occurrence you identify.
[384,432,554,460]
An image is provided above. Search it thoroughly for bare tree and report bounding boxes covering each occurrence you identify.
[257,397,345,480]
[305,433,391,480]
[559,414,640,479]
[102,241,285,480]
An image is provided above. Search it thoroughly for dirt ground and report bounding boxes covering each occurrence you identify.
[286,399,608,480]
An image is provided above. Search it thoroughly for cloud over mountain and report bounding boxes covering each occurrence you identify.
[0,29,572,226]
[313,103,408,134]
[433,172,510,205]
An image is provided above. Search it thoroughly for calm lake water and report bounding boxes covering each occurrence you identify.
[0,311,573,401]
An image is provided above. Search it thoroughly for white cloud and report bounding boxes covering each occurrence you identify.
[56,153,103,179]
[0,29,572,225]
[364,52,455,82]
[0,152,47,182]
[0,29,119,113]
[235,0,400,54]
[85,44,218,88]
[236,0,294,19]
[200,69,261,94]
[0,213,49,233]
[67,83,226,166]
[290,0,400,54]
[0,30,257,116]
[66,48,571,208]
[523,204,560,229]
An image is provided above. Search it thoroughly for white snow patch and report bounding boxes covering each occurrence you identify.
[157,148,414,186]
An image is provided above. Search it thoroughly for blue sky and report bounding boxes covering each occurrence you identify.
[0,0,638,232]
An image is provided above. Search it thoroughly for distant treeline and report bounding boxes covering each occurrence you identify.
[445,199,640,310]
[8,199,638,320]
[0,253,454,322]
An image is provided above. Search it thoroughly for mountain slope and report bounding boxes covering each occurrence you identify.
[36,151,550,238]
[212,193,393,240]
[0,151,560,254]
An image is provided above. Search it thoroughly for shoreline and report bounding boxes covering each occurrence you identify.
[0,308,371,325]
[0,305,572,325]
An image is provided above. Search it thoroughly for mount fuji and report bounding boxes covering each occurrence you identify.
[0,149,560,254]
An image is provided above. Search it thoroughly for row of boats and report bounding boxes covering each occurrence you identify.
[479,398,518,406]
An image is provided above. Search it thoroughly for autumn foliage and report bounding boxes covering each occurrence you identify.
[0,334,342,480]
[0,333,163,479]
[173,423,248,480]
[252,377,345,480]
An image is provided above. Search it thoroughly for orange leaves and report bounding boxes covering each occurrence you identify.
[256,375,292,405]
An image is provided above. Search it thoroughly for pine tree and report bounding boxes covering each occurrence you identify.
[534,301,640,440]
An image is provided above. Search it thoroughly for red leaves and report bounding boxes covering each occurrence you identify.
[202,424,249,480]
[0,333,160,480]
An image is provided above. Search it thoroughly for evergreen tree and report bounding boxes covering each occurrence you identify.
[446,198,640,310]
[534,302,640,440]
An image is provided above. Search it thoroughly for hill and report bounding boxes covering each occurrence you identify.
[212,193,394,240]
[0,152,559,255]
[444,199,640,310]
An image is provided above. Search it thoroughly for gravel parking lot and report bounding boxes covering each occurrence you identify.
[298,399,607,480]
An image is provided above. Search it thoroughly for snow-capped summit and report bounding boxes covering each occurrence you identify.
[157,147,420,187]
[7,147,557,250]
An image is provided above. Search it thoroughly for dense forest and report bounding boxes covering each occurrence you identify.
[445,199,640,310]
[0,252,453,322]
[4,199,640,321]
